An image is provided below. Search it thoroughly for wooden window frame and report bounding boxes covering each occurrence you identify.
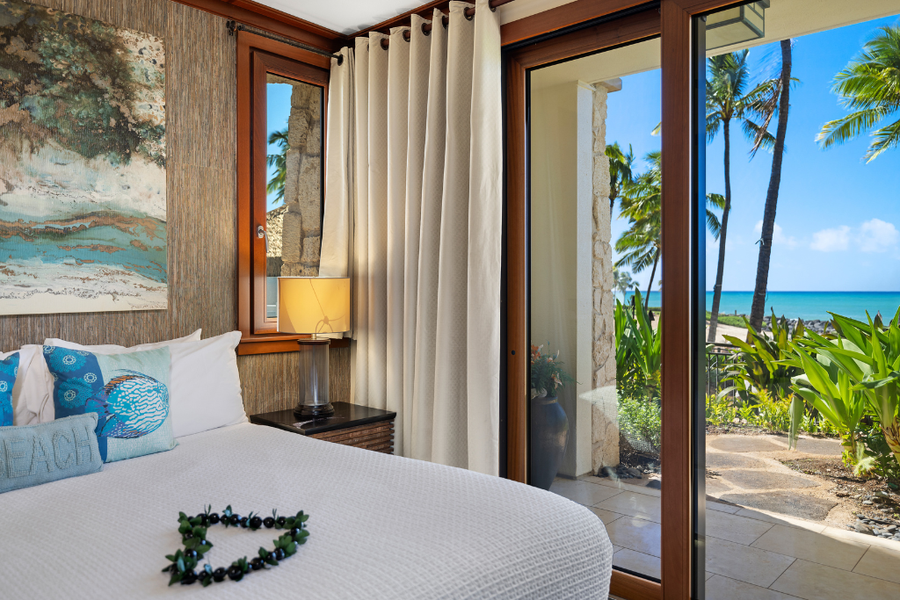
[503,1,747,598]
[236,31,347,355]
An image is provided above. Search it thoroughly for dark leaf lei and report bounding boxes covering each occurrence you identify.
[162,505,310,587]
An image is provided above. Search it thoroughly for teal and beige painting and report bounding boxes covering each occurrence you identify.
[0,0,166,315]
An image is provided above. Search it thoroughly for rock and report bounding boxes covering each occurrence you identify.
[855,522,874,535]
[646,479,661,490]
[597,466,617,479]
[836,491,849,498]
[863,501,874,506]
[886,525,897,533]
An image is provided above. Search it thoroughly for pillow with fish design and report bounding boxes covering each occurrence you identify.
[0,351,19,427]
[44,346,177,462]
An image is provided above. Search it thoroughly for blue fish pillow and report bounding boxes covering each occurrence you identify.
[0,352,19,427]
[44,346,177,462]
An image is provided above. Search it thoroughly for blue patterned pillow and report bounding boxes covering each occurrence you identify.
[0,413,103,494]
[44,346,176,462]
[0,352,19,427]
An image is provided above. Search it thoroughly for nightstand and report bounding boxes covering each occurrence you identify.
[250,402,397,454]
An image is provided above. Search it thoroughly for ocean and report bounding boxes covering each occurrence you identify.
[622,291,900,322]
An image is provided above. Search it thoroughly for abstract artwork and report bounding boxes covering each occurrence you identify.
[0,0,166,315]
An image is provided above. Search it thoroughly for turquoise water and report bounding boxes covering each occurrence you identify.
[622,291,900,321]
[0,220,167,283]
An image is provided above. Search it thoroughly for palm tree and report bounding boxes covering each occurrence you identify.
[613,267,638,302]
[266,128,289,205]
[818,25,900,162]
[705,50,775,343]
[749,40,794,332]
[606,142,634,216]
[616,152,725,299]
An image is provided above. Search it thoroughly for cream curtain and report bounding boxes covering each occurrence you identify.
[320,0,502,475]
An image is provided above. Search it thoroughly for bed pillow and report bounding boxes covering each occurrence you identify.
[43,329,201,355]
[45,331,247,439]
[28,330,202,425]
[0,413,103,494]
[0,351,20,427]
[44,346,177,462]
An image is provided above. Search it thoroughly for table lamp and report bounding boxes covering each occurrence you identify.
[277,277,350,419]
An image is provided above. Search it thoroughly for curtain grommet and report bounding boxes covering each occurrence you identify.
[422,22,430,36]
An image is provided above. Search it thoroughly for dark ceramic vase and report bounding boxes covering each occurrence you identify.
[530,394,569,490]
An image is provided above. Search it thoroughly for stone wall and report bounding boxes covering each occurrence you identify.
[268,75,322,276]
[590,81,620,472]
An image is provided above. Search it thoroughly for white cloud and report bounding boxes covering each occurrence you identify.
[858,218,900,253]
[811,225,851,252]
[810,219,899,254]
[753,221,798,249]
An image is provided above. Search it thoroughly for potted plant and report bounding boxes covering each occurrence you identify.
[530,344,574,490]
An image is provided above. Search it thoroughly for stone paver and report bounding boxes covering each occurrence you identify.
[771,559,900,600]
[709,436,786,453]
[719,491,837,521]
[707,452,769,469]
[720,469,818,490]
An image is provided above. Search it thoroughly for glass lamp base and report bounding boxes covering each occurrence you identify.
[293,402,335,419]
[294,338,332,420]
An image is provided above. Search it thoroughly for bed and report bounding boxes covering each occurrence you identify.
[0,422,613,599]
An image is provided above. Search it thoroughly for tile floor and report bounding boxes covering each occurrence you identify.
[550,476,900,599]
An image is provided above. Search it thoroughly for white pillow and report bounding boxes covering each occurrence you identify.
[9,345,51,426]
[37,330,202,425]
[45,331,246,438]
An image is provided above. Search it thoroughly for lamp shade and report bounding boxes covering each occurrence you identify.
[277,277,350,335]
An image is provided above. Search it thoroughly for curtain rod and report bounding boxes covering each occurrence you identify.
[378,0,515,50]
[227,21,345,65]
[228,0,517,60]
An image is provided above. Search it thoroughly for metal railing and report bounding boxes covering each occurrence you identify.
[706,343,738,401]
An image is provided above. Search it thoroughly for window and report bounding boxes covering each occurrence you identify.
[236,31,331,354]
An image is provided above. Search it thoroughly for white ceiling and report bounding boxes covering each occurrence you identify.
[251,0,575,35]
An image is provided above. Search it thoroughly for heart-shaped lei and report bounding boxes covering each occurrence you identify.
[162,505,310,587]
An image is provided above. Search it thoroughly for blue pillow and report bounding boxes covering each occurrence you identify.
[0,413,103,494]
[44,346,177,462]
[0,353,19,427]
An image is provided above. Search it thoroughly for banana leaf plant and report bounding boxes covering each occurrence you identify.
[614,291,661,400]
[719,311,804,405]
[787,309,900,470]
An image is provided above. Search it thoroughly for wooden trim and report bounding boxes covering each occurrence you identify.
[672,0,747,15]
[236,31,331,353]
[170,0,346,50]
[500,0,650,46]
[511,9,660,70]
[660,1,693,598]
[503,4,659,486]
[504,54,528,484]
[353,0,451,38]
[610,570,663,599]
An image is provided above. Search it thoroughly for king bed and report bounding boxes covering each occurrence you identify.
[0,422,613,599]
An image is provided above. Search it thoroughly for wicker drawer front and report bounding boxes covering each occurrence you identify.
[310,421,394,454]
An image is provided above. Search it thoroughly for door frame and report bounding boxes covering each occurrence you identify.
[503,1,747,598]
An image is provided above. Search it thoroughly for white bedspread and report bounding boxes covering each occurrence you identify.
[0,423,612,599]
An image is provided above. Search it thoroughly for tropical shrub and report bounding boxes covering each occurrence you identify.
[719,311,805,405]
[786,309,900,477]
[615,291,661,402]
[618,393,661,453]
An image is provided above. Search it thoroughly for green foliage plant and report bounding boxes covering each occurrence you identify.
[530,344,574,398]
[615,291,661,401]
[786,309,900,472]
[618,393,661,452]
[719,311,805,405]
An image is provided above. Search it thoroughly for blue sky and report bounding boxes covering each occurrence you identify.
[266,83,294,211]
[607,13,900,293]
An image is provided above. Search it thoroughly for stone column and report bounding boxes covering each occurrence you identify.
[281,81,322,276]
[589,80,621,473]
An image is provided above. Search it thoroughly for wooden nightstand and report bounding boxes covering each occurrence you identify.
[250,402,397,454]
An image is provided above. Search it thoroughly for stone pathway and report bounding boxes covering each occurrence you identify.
[706,433,845,523]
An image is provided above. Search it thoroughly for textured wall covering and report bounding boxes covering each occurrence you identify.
[0,0,349,414]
